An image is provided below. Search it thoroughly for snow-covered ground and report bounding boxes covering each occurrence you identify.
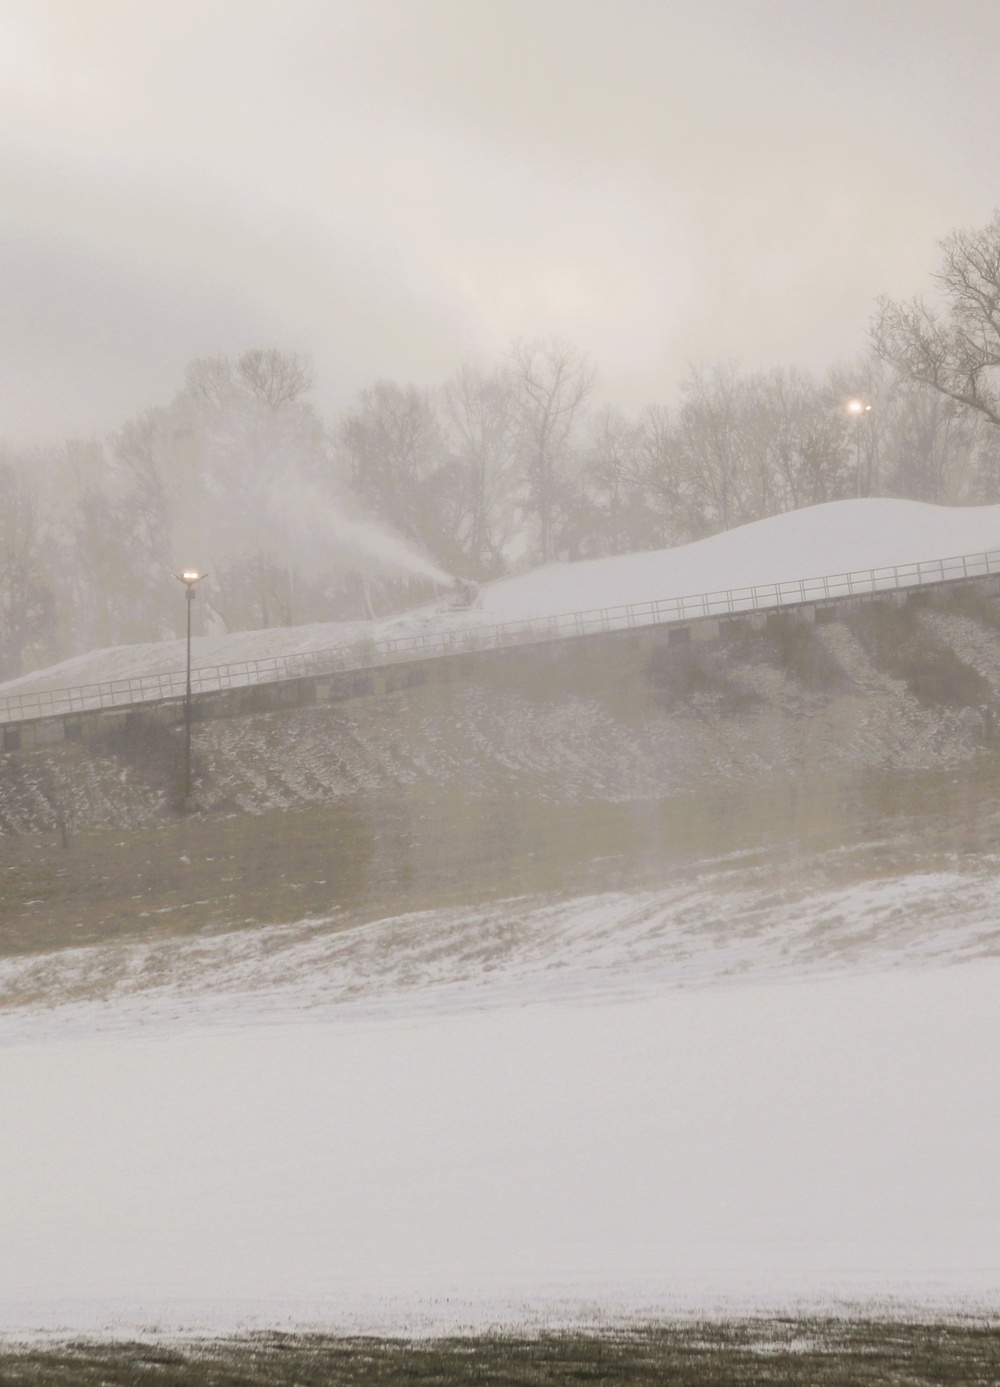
[4,962,1000,1337]
[474,497,1000,621]
[5,849,1000,1029]
[3,497,1000,700]
[2,853,1000,1336]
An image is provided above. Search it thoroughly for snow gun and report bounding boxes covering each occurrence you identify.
[449,577,480,609]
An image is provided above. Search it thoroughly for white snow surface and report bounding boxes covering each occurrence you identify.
[474,497,1000,621]
[3,859,1000,1336]
[4,497,1000,696]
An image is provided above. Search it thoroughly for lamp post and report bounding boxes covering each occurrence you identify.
[173,570,206,812]
[847,398,872,498]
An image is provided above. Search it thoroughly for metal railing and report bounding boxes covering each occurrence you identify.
[3,546,998,727]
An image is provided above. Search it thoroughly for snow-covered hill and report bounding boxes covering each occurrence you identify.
[3,497,1000,698]
[473,497,1000,621]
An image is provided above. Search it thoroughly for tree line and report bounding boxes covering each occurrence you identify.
[4,210,1000,681]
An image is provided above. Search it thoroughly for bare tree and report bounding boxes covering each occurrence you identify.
[0,462,57,679]
[885,385,976,503]
[179,351,326,509]
[508,338,594,563]
[672,362,749,533]
[872,211,1000,428]
[645,364,855,540]
[581,407,657,556]
[638,404,693,545]
[237,349,314,409]
[743,369,834,510]
[337,380,445,550]
[441,362,521,576]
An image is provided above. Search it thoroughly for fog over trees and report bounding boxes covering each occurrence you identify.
[5,213,1000,682]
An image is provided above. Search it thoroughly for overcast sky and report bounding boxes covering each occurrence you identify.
[2,0,999,443]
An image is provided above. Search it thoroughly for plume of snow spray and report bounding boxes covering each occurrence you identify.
[266,478,455,588]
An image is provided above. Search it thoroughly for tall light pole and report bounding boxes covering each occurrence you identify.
[174,570,206,812]
[847,398,872,498]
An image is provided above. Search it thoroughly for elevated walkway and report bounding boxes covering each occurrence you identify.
[3,546,999,751]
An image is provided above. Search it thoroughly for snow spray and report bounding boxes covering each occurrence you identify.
[266,478,455,588]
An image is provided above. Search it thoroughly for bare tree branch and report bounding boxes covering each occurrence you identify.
[871,212,1000,429]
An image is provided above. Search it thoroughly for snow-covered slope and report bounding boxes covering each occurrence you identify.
[0,617,377,697]
[473,498,1000,620]
[4,498,1000,698]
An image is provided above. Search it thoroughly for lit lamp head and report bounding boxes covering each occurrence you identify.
[847,399,872,415]
[174,569,207,598]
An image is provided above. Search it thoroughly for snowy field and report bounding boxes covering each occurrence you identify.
[4,496,1000,700]
[2,857,1000,1337]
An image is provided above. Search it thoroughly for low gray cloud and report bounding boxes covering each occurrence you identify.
[1,0,998,441]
